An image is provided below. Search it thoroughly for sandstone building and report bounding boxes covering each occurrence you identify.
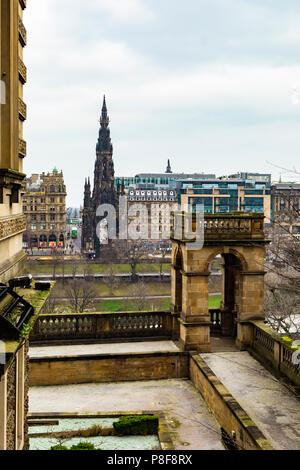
[22,169,67,249]
[0,0,27,282]
[0,0,48,451]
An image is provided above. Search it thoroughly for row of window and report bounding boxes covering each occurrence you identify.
[23,197,64,204]
[30,224,65,231]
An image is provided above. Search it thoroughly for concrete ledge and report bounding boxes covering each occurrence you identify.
[190,355,274,451]
[29,351,189,386]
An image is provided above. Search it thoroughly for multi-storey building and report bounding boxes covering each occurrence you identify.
[22,169,67,249]
[178,174,272,222]
[271,183,300,237]
[115,167,216,192]
[0,0,27,282]
[0,0,50,452]
[127,185,177,244]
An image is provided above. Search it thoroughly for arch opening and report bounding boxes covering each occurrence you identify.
[209,252,243,338]
[173,246,183,313]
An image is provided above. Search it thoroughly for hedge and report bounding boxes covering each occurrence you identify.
[113,415,159,436]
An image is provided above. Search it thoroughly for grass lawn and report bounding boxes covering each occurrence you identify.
[27,262,171,275]
[209,294,222,309]
[95,297,171,312]
[51,279,171,298]
[94,294,221,313]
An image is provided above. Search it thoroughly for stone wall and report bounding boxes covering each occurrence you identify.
[190,355,273,451]
[29,351,189,387]
[6,360,16,450]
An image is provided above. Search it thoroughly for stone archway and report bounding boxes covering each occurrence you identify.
[171,212,269,352]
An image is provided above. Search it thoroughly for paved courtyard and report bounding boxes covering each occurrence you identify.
[29,378,224,450]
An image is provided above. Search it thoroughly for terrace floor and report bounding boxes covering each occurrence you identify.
[201,351,300,450]
[29,341,180,359]
[29,378,224,450]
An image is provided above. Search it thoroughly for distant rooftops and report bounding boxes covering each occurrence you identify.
[135,173,216,180]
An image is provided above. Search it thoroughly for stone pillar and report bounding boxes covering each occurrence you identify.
[236,271,265,349]
[179,271,211,352]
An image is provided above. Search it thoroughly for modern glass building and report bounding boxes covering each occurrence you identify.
[178,173,272,221]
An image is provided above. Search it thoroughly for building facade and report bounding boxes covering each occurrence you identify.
[0,0,43,451]
[82,97,124,256]
[178,174,272,222]
[22,169,67,249]
[271,183,300,237]
[0,0,27,282]
[127,185,177,245]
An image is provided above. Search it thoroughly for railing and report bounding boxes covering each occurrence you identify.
[210,309,222,335]
[251,321,300,387]
[30,311,175,344]
[254,326,274,355]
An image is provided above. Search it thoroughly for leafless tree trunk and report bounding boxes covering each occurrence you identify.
[64,280,98,313]
[264,184,300,337]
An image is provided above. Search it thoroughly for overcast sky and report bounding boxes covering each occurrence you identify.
[23,0,300,207]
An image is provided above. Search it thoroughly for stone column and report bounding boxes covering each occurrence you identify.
[236,271,265,349]
[179,267,211,352]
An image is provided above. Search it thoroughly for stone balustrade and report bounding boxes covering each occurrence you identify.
[30,311,176,344]
[171,212,266,242]
[251,321,300,387]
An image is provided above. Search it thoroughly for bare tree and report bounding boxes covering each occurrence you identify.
[124,281,151,311]
[103,261,120,296]
[264,175,300,337]
[119,241,143,282]
[41,295,59,315]
[64,279,98,313]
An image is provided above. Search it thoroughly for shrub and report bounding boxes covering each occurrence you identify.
[113,415,159,436]
[70,442,97,451]
[50,445,69,451]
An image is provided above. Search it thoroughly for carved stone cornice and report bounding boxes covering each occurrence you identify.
[18,97,27,121]
[19,138,27,158]
[18,57,27,84]
[18,16,27,47]
[0,169,26,187]
[0,214,26,242]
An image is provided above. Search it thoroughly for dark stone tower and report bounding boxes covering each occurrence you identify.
[82,96,119,257]
[166,159,172,174]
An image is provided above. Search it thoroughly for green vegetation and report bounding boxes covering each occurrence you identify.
[281,336,300,351]
[50,445,69,451]
[52,279,171,298]
[27,262,171,276]
[51,442,99,451]
[70,442,97,450]
[95,297,171,313]
[209,294,222,309]
[113,415,159,436]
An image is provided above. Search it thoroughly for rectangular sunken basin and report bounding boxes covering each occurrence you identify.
[28,413,173,451]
